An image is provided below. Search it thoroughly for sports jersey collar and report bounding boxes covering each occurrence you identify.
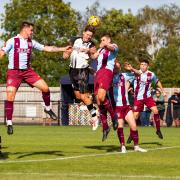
[139,69,149,74]
[17,34,30,40]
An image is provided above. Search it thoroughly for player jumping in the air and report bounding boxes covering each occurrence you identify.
[92,35,119,141]
[0,21,71,135]
[63,26,99,130]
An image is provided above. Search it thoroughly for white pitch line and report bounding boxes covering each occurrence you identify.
[0,172,180,179]
[0,146,179,164]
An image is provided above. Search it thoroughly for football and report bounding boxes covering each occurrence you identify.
[88,15,100,27]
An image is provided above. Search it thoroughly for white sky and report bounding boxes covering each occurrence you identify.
[1,0,180,15]
[0,0,180,45]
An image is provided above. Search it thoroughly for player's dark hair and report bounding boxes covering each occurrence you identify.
[102,34,111,42]
[140,59,149,65]
[84,25,95,34]
[20,21,34,31]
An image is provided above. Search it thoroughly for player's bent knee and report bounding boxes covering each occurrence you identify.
[98,96,105,104]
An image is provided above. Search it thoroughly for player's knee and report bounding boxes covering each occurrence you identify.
[130,125,137,131]
[42,87,50,93]
[6,91,16,101]
[152,108,159,114]
[98,95,105,104]
[80,94,88,102]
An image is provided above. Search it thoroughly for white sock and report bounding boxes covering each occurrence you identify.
[45,106,51,111]
[7,120,13,126]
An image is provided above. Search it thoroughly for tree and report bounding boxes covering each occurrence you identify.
[137,4,180,61]
[94,9,149,66]
[0,0,78,86]
[151,45,180,87]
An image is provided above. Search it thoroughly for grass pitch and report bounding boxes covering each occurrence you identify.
[0,125,179,180]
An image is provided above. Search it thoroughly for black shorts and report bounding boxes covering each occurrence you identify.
[173,109,180,119]
[159,109,165,120]
[69,67,89,93]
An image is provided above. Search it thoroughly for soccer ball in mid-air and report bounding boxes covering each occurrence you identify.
[88,16,100,27]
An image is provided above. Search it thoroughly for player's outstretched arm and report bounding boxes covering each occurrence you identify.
[0,49,5,59]
[156,81,166,96]
[43,45,72,52]
[104,43,118,52]
[124,62,141,76]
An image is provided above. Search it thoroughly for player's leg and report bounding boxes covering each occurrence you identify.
[5,86,17,135]
[99,105,110,141]
[125,110,147,152]
[33,79,57,120]
[73,68,98,130]
[150,106,163,139]
[5,70,22,135]
[127,99,143,144]
[97,88,118,130]
[23,68,57,120]
[117,118,126,153]
[145,97,163,139]
[126,111,140,144]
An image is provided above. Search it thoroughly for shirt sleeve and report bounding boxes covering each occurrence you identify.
[2,38,13,54]
[32,40,45,51]
[124,72,135,83]
[151,73,159,84]
[112,44,119,53]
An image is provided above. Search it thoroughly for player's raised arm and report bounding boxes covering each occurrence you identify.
[100,35,118,52]
[43,45,72,52]
[124,62,141,76]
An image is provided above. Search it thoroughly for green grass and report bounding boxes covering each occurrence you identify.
[0,125,180,180]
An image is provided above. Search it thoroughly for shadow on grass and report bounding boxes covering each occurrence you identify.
[85,142,162,152]
[139,142,162,146]
[0,150,64,160]
[84,145,124,152]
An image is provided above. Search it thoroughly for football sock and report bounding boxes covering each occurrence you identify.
[130,129,139,146]
[87,104,96,117]
[7,120,12,126]
[5,100,13,123]
[42,91,50,106]
[103,98,116,121]
[117,128,125,145]
[99,105,109,130]
[154,114,160,131]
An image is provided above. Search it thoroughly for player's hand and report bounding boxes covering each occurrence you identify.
[65,46,72,52]
[79,48,89,53]
[63,46,72,59]
[124,62,132,71]
[89,46,97,54]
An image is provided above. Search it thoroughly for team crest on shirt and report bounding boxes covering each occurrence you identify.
[134,106,137,110]
[7,79,13,85]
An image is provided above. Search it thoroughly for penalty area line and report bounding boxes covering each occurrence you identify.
[0,146,179,164]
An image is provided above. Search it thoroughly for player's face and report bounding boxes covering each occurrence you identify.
[114,62,121,74]
[155,91,160,97]
[25,26,34,38]
[140,62,149,72]
[100,36,110,48]
[83,30,93,42]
